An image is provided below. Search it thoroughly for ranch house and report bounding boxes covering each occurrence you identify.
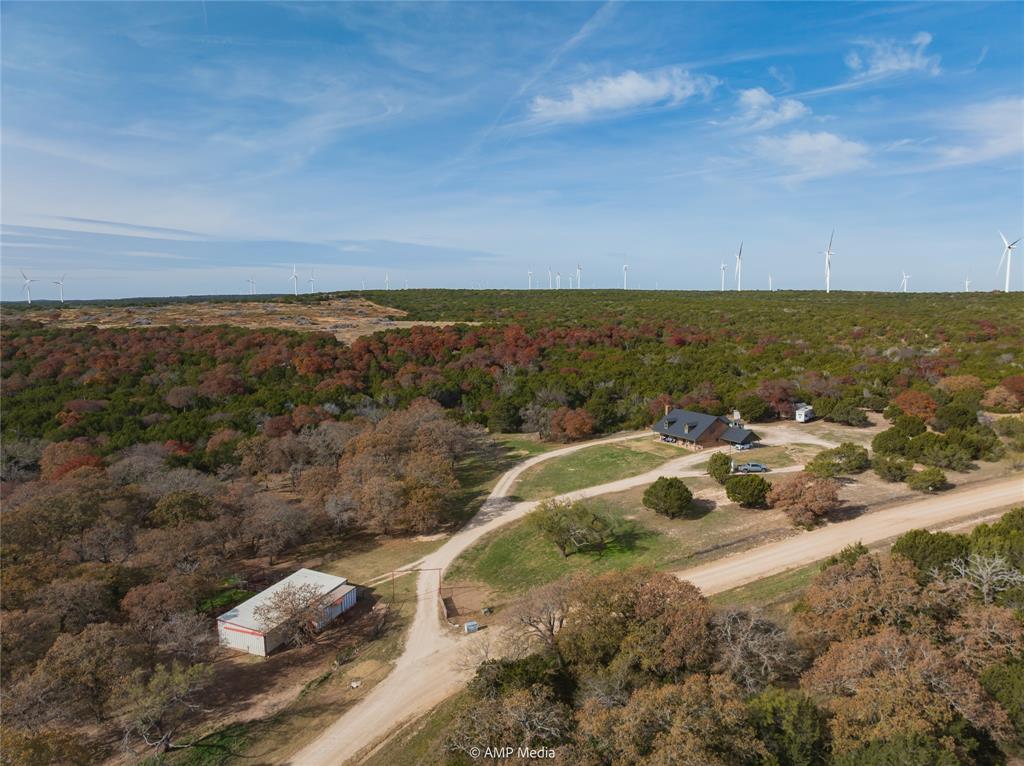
[653,407,758,450]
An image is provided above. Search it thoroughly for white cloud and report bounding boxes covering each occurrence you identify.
[530,67,718,123]
[735,87,809,130]
[933,97,1024,167]
[755,130,869,181]
[846,31,941,78]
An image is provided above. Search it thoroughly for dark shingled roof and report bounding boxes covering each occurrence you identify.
[652,408,756,445]
[721,425,756,445]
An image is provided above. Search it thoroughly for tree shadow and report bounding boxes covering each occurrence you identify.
[682,498,717,519]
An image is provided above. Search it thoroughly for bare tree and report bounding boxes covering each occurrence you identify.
[949,554,1024,604]
[252,582,325,649]
[506,577,572,656]
[159,611,215,664]
[713,609,796,693]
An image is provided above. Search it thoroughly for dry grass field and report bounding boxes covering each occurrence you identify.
[30,296,468,344]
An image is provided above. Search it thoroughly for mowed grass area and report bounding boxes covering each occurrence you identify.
[511,439,679,500]
[492,432,562,457]
[709,561,821,623]
[446,480,794,597]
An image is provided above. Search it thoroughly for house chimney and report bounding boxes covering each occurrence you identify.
[664,403,671,416]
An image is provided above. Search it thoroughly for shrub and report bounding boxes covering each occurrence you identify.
[805,443,870,479]
[707,452,732,485]
[748,687,829,766]
[893,415,927,437]
[737,394,772,422]
[871,428,911,456]
[891,529,969,577]
[642,477,695,519]
[932,402,978,432]
[820,541,869,569]
[725,475,770,508]
[872,455,913,482]
[979,660,1024,738]
[824,399,870,427]
[906,466,948,493]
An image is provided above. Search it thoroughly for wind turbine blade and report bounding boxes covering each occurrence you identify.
[1000,231,1010,248]
[997,249,1007,273]
[1011,238,1022,248]
[828,230,834,251]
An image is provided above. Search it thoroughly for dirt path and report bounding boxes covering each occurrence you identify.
[674,476,1023,594]
[286,430,820,765]
[288,427,1019,766]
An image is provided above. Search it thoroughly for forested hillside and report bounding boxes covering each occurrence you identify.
[1,291,1022,763]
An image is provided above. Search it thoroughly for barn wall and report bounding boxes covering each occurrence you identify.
[218,621,267,656]
[317,587,358,630]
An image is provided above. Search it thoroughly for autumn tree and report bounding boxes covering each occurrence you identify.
[572,674,767,766]
[767,472,840,528]
[892,389,938,422]
[549,407,595,442]
[801,628,1010,755]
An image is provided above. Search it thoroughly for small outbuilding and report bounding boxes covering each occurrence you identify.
[217,568,357,657]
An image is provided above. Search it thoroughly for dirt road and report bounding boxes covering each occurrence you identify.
[675,476,1023,594]
[288,428,1020,765]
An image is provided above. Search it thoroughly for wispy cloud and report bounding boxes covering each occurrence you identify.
[530,67,718,124]
[846,31,941,78]
[801,31,941,97]
[932,97,1024,168]
[755,130,869,181]
[734,87,809,130]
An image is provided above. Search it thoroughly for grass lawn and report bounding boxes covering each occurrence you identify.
[446,480,794,597]
[710,562,820,610]
[511,440,679,500]
[492,432,561,457]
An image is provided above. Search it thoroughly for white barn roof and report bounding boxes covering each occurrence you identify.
[218,568,349,632]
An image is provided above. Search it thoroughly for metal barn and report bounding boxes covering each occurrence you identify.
[217,568,358,656]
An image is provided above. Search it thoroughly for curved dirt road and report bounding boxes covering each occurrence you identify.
[288,427,1020,765]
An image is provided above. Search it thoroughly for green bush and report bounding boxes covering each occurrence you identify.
[725,474,771,508]
[806,443,870,478]
[642,477,694,519]
[737,394,772,422]
[707,452,733,485]
[820,541,869,569]
[872,455,914,482]
[980,660,1024,738]
[891,529,969,577]
[748,687,829,766]
[832,735,960,766]
[825,399,870,427]
[906,466,948,493]
[872,428,912,456]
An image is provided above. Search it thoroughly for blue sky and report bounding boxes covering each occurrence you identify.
[2,1,1022,299]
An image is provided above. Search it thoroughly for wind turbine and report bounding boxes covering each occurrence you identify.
[734,242,743,291]
[21,270,36,304]
[52,274,67,304]
[576,264,582,289]
[555,272,561,289]
[964,273,971,293]
[720,260,726,292]
[822,229,835,293]
[290,265,299,296]
[998,231,1019,293]
[308,269,315,294]
[898,271,911,293]
[623,263,629,290]
[769,274,773,292]
[568,275,574,289]
[528,270,533,290]
[385,272,390,290]
[247,276,256,295]
[548,268,553,289]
